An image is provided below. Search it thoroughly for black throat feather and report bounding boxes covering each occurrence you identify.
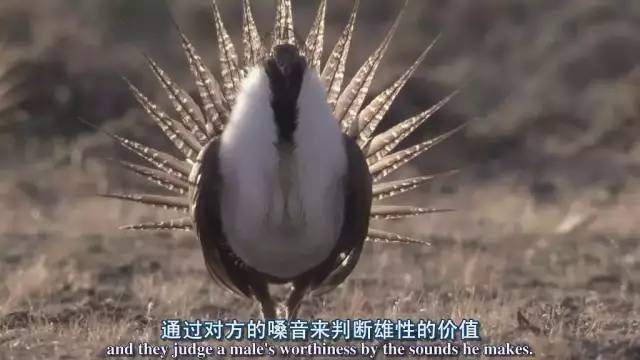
[264,44,306,145]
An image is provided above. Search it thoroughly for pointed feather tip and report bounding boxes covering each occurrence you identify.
[368,236,431,247]
[431,32,443,46]
[369,121,469,181]
[365,88,462,158]
[370,0,408,53]
[390,0,410,30]
[405,239,431,246]
[417,33,442,61]
[171,19,202,58]
[370,207,456,221]
[118,224,141,231]
[120,75,134,88]
[117,224,160,231]
[211,0,229,30]
[435,168,461,177]
[445,88,462,102]
[142,52,178,84]
[174,26,208,70]
[117,223,192,231]
[142,52,160,70]
[78,117,121,141]
[162,0,183,35]
[422,121,468,148]
[353,33,447,146]
[436,168,462,179]
[77,117,99,131]
[93,157,133,171]
[138,52,169,83]
[98,193,129,200]
[211,0,220,12]
[346,0,361,21]
[421,208,455,214]
[121,76,148,99]
[98,193,151,202]
[446,121,470,138]
[272,0,296,46]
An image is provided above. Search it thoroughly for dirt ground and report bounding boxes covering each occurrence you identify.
[1,145,639,359]
[1,1,640,359]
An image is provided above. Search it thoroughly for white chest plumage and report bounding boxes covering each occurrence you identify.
[218,66,348,278]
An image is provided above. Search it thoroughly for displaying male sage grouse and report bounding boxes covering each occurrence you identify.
[103,0,463,319]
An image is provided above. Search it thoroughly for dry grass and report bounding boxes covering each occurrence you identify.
[0,156,638,359]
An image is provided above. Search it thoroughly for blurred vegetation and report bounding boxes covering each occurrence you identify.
[0,0,637,185]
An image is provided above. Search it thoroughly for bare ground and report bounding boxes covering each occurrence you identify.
[0,149,638,359]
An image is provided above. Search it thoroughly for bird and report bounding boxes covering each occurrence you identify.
[102,0,464,319]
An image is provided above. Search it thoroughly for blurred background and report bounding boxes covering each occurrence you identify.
[0,0,638,358]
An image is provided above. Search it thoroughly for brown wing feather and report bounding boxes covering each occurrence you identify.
[309,134,372,294]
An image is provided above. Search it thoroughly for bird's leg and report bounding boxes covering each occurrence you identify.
[286,279,311,320]
[251,281,277,320]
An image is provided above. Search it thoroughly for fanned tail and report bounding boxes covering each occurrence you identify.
[104,1,467,252]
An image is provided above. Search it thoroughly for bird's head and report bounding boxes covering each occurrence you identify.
[267,44,306,81]
[224,39,339,160]
[262,44,310,146]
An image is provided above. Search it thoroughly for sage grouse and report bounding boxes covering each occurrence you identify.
[104,0,463,319]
